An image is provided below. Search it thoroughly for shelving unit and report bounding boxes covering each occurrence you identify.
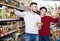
[0,28,20,37]
[0,0,25,41]
[0,18,25,41]
[0,28,25,37]
[51,28,60,41]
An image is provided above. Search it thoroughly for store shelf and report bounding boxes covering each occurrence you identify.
[0,18,20,21]
[0,28,20,37]
[0,3,25,10]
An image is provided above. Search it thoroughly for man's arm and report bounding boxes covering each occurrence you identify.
[37,16,42,30]
[38,16,41,22]
[49,16,58,22]
[15,10,26,17]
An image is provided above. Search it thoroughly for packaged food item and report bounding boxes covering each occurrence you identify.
[7,25,11,31]
[10,12,18,18]
[16,21,20,28]
[0,9,2,18]
[4,0,8,4]
[0,28,2,34]
[16,2,19,7]
[10,12,14,18]
[13,21,16,29]
[2,26,4,33]
[13,1,16,7]
[6,8,17,18]
[2,26,8,34]
[6,12,10,18]
[0,7,4,19]
[3,6,7,18]
[8,0,12,5]
[19,21,22,26]
[10,22,14,30]
[56,30,60,38]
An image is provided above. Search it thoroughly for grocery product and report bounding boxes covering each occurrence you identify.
[0,9,2,18]
[0,0,2,3]
[4,0,8,4]
[0,27,2,34]
[16,21,20,28]
[0,26,8,34]
[8,0,12,5]
[6,12,10,18]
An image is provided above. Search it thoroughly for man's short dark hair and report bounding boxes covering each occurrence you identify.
[30,2,37,6]
[40,7,47,12]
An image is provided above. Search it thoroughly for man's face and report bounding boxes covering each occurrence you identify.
[40,9,47,15]
[31,4,38,13]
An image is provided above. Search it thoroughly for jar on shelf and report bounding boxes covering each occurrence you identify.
[8,0,12,5]
[10,22,14,30]
[2,26,8,34]
[4,0,8,4]
[0,27,2,34]
[16,2,19,7]
[10,12,18,18]
[13,1,19,7]
[12,0,15,6]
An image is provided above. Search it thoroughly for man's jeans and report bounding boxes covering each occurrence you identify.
[39,36,51,41]
[56,39,60,41]
[25,33,39,41]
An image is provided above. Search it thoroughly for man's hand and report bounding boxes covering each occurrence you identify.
[52,10,60,18]
[36,22,43,30]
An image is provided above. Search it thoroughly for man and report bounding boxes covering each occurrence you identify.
[39,7,58,41]
[15,2,41,41]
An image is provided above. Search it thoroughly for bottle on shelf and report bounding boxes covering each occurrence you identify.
[10,21,14,30]
[16,2,19,7]
[0,26,2,34]
[2,6,7,18]
[0,8,2,18]
[8,0,12,5]
[16,21,20,28]
[6,22,11,31]
[1,26,8,34]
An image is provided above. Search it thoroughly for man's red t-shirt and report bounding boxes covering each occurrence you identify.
[39,16,58,36]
